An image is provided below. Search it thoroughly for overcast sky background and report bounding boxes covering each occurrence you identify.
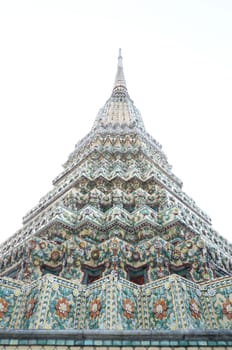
[0,0,232,245]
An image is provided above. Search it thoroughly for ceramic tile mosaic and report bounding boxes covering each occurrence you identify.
[0,50,231,343]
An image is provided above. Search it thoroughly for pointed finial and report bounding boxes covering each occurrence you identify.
[113,48,127,95]
[118,48,123,68]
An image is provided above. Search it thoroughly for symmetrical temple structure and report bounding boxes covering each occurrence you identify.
[0,50,232,349]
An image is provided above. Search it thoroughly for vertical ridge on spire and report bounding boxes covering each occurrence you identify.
[112,48,127,95]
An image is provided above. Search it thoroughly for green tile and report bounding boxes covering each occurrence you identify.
[179,340,188,346]
[189,341,198,346]
[169,341,179,346]
[217,341,227,346]
[121,340,133,346]
[131,340,142,346]
[103,340,112,345]
[75,340,84,345]
[0,339,9,345]
[198,341,208,346]
[208,341,217,346]
[150,341,160,346]
[160,340,170,346]
[113,340,123,346]
[94,340,103,346]
[141,340,150,346]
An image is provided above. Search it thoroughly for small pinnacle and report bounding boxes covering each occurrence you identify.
[118,48,123,68]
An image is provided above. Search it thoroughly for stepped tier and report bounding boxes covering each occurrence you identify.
[0,50,232,333]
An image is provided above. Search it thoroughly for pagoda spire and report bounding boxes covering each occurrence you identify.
[90,49,146,132]
[112,48,128,97]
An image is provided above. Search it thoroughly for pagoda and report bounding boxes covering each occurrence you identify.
[0,50,232,349]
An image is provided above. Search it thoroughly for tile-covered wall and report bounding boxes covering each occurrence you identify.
[0,273,232,330]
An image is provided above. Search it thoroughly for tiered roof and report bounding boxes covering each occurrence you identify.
[0,50,231,335]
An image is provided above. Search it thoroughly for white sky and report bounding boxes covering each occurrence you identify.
[0,0,232,245]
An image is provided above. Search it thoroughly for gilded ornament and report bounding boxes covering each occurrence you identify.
[14,289,20,297]
[79,241,86,249]
[173,208,178,215]
[172,249,181,260]
[203,272,210,280]
[192,262,199,269]
[73,289,79,296]
[91,249,100,260]
[75,259,81,267]
[117,282,122,290]
[52,282,59,290]
[33,259,40,266]
[39,241,47,249]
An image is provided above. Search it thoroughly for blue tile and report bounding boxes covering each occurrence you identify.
[169,341,179,346]
[94,340,103,346]
[189,341,198,346]
[113,340,123,346]
[217,341,227,346]
[103,340,112,346]
[66,339,75,345]
[198,341,208,346]
[179,340,188,346]
[160,340,170,346]
[75,340,84,345]
[150,341,160,346]
[19,339,28,345]
[141,340,150,346]
[121,340,133,346]
[56,339,65,345]
[131,341,142,346]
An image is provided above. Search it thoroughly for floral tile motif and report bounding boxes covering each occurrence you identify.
[1,274,232,330]
[0,298,8,319]
[89,298,101,319]
[0,280,21,329]
[205,278,232,329]
[55,297,71,318]
[153,299,167,320]
[147,280,177,330]
[222,298,232,320]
